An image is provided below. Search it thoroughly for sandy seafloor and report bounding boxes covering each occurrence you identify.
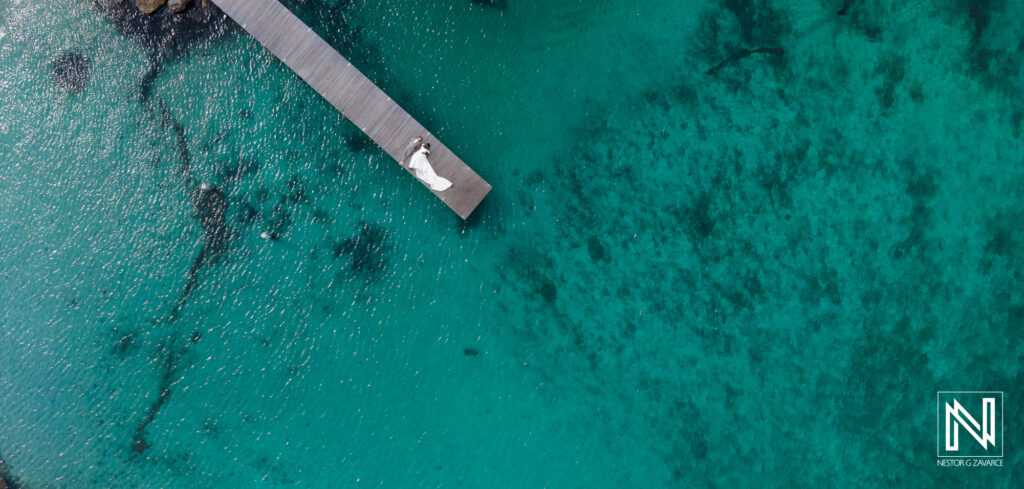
[0,0,1022,487]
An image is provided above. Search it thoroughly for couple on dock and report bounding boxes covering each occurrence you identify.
[400,136,452,192]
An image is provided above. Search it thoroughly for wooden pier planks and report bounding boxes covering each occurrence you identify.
[214,0,491,219]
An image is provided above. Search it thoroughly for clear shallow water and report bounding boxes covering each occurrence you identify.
[1,0,1022,487]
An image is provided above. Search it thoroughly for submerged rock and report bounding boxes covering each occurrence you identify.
[471,0,508,9]
[168,0,192,13]
[51,52,90,94]
[0,451,19,489]
[333,222,389,278]
[136,0,167,14]
[192,183,230,254]
[96,0,228,62]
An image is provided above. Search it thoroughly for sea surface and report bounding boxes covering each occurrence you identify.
[0,0,1021,487]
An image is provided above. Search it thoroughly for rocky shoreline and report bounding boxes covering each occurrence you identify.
[95,0,229,66]
[135,0,207,15]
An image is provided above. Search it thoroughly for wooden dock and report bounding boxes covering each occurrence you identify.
[213,0,491,219]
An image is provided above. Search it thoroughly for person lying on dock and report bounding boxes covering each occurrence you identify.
[400,136,422,166]
[407,143,452,192]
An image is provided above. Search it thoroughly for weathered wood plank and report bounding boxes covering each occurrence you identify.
[213,0,491,219]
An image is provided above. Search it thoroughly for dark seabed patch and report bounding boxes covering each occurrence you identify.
[469,0,508,10]
[236,202,262,226]
[955,0,1024,94]
[156,100,233,320]
[694,0,788,83]
[157,98,193,183]
[493,1,1024,486]
[94,0,230,101]
[332,221,389,280]
[264,199,293,240]
[192,184,230,253]
[705,46,784,76]
[343,130,373,154]
[94,0,228,61]
[837,0,856,16]
[124,97,241,452]
[0,449,24,489]
[169,183,230,321]
[217,158,261,188]
[51,52,90,94]
[111,328,139,356]
[131,337,199,454]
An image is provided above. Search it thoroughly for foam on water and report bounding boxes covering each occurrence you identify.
[1,1,1021,488]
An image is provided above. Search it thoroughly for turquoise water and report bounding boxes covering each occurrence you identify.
[1,0,1022,487]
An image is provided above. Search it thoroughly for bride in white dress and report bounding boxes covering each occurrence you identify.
[407,143,452,192]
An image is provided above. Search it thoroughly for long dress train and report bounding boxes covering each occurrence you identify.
[407,148,452,191]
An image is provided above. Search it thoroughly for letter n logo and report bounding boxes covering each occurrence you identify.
[937,391,1003,458]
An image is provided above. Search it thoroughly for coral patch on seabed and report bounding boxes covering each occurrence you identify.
[130,337,199,454]
[494,1,1024,487]
[51,52,90,94]
[333,221,389,280]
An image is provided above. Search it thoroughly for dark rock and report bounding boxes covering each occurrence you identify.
[192,184,229,254]
[539,280,557,302]
[463,348,479,356]
[95,0,228,63]
[131,344,179,454]
[0,449,16,489]
[114,330,137,355]
[266,202,292,239]
[587,235,607,262]
[706,47,784,76]
[286,176,308,204]
[333,222,388,277]
[131,437,151,453]
[169,183,231,321]
[218,159,260,187]
[470,0,508,9]
[237,202,261,225]
[51,52,90,94]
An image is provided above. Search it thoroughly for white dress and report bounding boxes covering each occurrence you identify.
[407,148,452,191]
